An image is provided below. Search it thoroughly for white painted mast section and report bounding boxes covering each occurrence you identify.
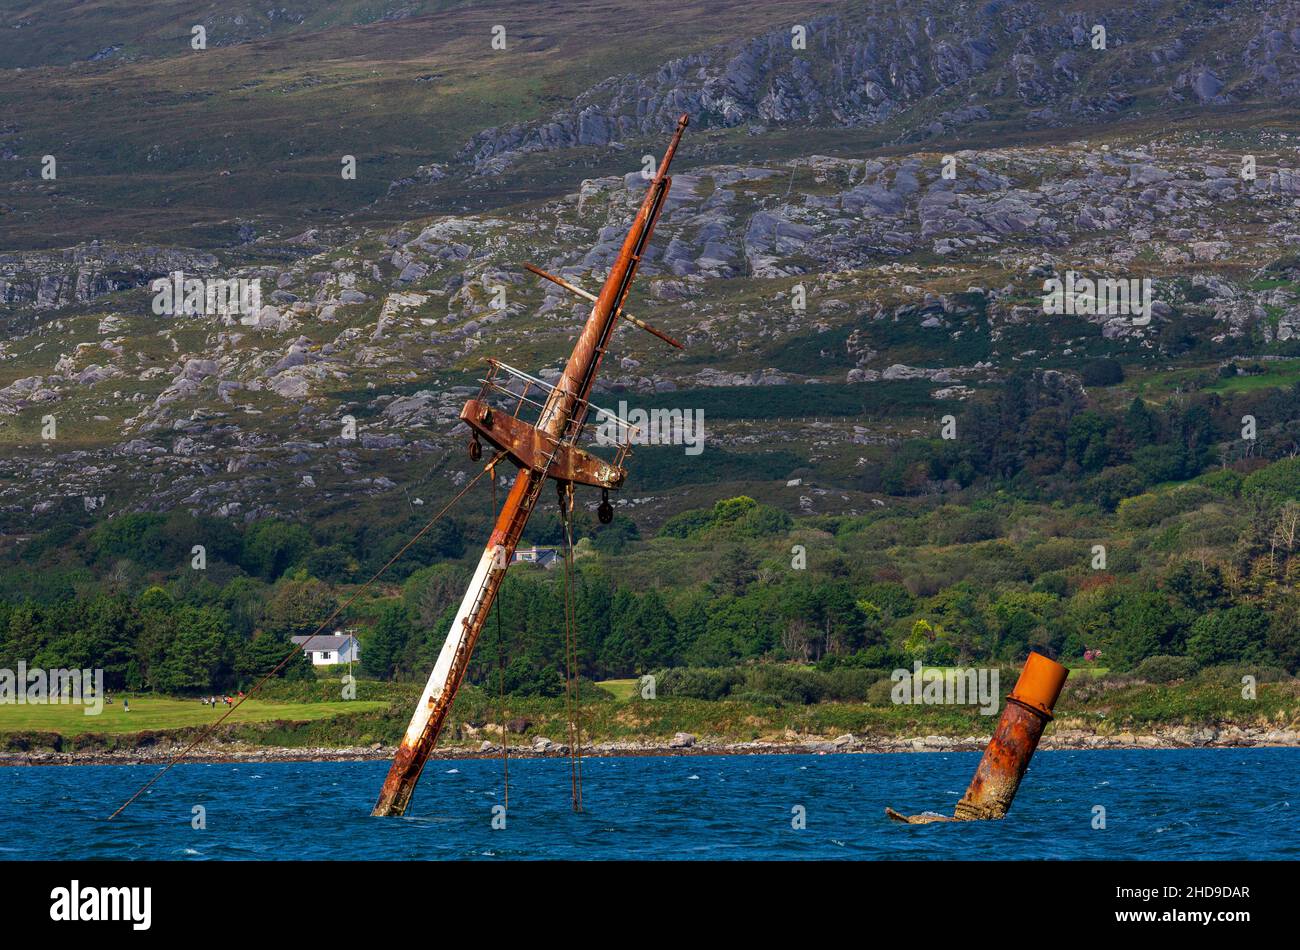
[402,543,504,745]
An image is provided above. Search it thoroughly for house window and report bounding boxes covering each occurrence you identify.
[322,652,332,661]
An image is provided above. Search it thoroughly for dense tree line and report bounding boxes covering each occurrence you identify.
[5,468,1299,698]
[3,373,1299,695]
[355,487,1300,693]
[0,583,313,693]
[875,372,1300,506]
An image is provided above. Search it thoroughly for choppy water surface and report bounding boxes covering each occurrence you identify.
[1,748,1294,860]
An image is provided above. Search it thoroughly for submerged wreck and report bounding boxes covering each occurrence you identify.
[887,651,1069,823]
[371,115,692,817]
[110,112,1072,831]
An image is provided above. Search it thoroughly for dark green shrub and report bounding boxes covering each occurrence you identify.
[1193,664,1293,687]
[653,667,743,700]
[741,665,825,705]
[1133,654,1196,684]
[1081,358,1124,387]
[1243,458,1300,500]
[866,677,897,706]
[820,667,887,701]
[728,690,788,707]
[657,508,714,539]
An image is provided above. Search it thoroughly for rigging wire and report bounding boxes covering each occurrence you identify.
[559,481,584,812]
[490,464,509,810]
[106,452,505,822]
[570,503,584,811]
[557,483,575,810]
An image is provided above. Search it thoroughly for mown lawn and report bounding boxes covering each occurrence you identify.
[1205,361,1300,394]
[0,696,387,737]
[596,679,640,701]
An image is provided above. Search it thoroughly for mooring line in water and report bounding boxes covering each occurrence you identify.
[106,453,505,822]
[559,484,583,812]
[490,465,509,809]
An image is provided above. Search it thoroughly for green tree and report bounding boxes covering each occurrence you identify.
[710,496,758,526]
[1164,562,1229,612]
[713,546,758,596]
[733,504,793,538]
[306,545,356,584]
[155,606,231,693]
[59,594,135,688]
[363,603,412,680]
[1108,590,1187,669]
[590,517,639,555]
[87,513,169,566]
[638,589,678,668]
[262,575,337,639]
[403,563,471,631]
[241,520,312,580]
[1066,410,1111,472]
[1187,606,1271,667]
[599,589,642,675]
[234,630,309,683]
[1122,397,1159,450]
[1243,457,1300,500]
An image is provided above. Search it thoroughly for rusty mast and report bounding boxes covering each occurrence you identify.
[372,114,690,817]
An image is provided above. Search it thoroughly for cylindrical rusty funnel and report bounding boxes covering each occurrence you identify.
[887,652,1069,824]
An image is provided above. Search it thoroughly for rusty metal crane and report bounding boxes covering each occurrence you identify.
[371,114,691,817]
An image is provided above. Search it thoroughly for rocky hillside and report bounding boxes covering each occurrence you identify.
[457,0,1300,173]
[3,0,1300,541]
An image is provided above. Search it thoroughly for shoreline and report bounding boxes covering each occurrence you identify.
[3,724,1297,767]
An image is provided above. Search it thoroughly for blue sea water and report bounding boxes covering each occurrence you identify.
[1,748,1295,860]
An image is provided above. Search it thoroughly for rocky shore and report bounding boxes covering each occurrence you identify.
[4,724,1296,767]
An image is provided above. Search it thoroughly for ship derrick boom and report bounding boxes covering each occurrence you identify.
[371,114,690,817]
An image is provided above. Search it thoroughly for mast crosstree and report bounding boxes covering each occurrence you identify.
[371,114,690,817]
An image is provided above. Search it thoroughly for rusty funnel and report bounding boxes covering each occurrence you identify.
[887,652,1069,824]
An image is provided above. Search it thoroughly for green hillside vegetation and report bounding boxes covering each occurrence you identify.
[4,373,1300,705]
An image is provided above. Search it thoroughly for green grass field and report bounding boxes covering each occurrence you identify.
[596,679,639,701]
[1206,361,1300,394]
[0,676,1295,750]
[1129,359,1300,401]
[0,696,386,737]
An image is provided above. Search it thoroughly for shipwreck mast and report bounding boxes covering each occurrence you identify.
[372,114,690,817]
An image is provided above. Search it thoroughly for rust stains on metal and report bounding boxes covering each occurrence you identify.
[373,468,536,817]
[371,115,691,818]
[460,398,626,490]
[522,263,685,350]
[953,698,1051,821]
[888,652,1069,824]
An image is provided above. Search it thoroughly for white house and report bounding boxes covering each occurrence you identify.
[291,632,361,666]
[513,545,560,568]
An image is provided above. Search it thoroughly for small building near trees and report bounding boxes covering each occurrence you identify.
[291,631,361,666]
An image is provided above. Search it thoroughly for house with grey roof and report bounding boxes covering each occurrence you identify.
[512,545,560,568]
[291,632,361,666]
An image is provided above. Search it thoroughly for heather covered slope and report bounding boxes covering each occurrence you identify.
[0,0,832,248]
[5,131,1300,532]
[2,1,1300,698]
[4,0,1300,247]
